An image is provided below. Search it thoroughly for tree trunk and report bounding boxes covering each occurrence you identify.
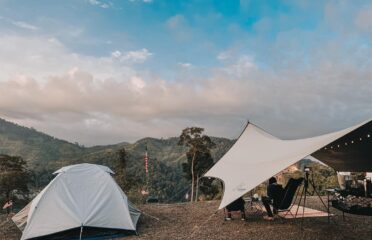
[195,175,199,202]
[190,152,196,202]
[6,189,10,201]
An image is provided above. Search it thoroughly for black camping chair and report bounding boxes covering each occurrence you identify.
[276,177,304,218]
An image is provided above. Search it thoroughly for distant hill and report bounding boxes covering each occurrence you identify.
[0,118,234,169]
[0,118,234,201]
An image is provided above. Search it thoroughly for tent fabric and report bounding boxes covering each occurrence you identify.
[53,163,115,175]
[204,119,372,209]
[312,120,372,172]
[12,202,31,231]
[13,163,140,240]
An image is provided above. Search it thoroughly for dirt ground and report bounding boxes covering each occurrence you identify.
[1,197,372,240]
[126,198,372,240]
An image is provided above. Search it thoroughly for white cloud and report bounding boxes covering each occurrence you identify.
[11,21,39,31]
[0,21,372,146]
[178,62,192,68]
[166,15,193,41]
[130,75,146,90]
[221,55,257,77]
[166,15,185,29]
[88,0,100,5]
[88,0,112,9]
[0,17,39,31]
[217,51,231,61]
[129,0,153,3]
[111,48,153,63]
[111,50,122,58]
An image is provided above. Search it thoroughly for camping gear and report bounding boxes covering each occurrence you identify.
[337,172,351,190]
[277,205,330,219]
[365,178,372,197]
[204,119,372,209]
[329,190,372,216]
[12,163,141,240]
[259,178,304,219]
[146,196,159,203]
[278,178,304,214]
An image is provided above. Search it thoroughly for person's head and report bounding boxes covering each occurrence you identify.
[269,177,277,185]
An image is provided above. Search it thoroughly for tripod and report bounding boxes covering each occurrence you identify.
[294,168,328,227]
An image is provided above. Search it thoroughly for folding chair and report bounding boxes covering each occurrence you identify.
[276,177,304,218]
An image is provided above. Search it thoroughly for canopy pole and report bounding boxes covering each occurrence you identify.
[79,225,83,240]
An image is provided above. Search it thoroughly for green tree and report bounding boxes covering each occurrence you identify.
[147,157,188,203]
[115,148,129,191]
[178,127,215,202]
[0,154,30,201]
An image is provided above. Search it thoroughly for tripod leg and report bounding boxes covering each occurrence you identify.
[301,189,307,228]
[327,191,330,224]
[295,186,305,219]
[283,185,302,219]
[291,185,301,209]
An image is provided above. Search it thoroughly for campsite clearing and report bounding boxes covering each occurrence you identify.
[130,197,371,240]
[1,197,371,240]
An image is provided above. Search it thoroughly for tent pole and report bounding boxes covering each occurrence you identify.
[79,225,83,240]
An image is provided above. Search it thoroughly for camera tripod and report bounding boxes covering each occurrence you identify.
[294,168,328,227]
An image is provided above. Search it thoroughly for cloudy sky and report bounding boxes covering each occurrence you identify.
[0,0,371,146]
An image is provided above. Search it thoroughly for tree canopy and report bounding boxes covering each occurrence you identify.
[0,154,30,201]
[178,127,216,202]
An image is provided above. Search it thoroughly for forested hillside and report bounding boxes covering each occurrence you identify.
[0,118,234,202]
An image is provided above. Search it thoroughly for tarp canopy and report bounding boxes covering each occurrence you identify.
[204,119,372,209]
[13,163,141,240]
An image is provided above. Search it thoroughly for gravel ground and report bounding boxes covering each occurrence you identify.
[1,197,371,240]
[126,197,372,240]
[0,214,20,240]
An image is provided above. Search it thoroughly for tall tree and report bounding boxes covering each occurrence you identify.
[0,154,30,201]
[115,148,128,191]
[178,127,215,202]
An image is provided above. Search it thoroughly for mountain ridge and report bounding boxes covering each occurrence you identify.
[0,117,234,169]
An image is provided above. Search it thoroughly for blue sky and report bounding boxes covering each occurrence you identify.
[0,0,371,145]
[0,0,330,73]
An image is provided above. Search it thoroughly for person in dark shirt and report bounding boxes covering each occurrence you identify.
[225,197,246,221]
[262,177,284,220]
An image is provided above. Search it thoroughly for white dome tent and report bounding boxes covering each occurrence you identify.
[12,163,141,240]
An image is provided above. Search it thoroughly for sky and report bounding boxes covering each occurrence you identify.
[0,0,371,146]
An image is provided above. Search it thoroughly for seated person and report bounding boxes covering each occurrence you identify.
[225,197,246,221]
[262,177,284,220]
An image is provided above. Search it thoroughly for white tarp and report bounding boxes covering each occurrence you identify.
[13,163,141,240]
[204,119,371,209]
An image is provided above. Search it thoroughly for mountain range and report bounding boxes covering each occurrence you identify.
[0,117,235,200]
[0,117,234,168]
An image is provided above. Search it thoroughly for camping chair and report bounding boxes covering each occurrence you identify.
[276,177,304,218]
